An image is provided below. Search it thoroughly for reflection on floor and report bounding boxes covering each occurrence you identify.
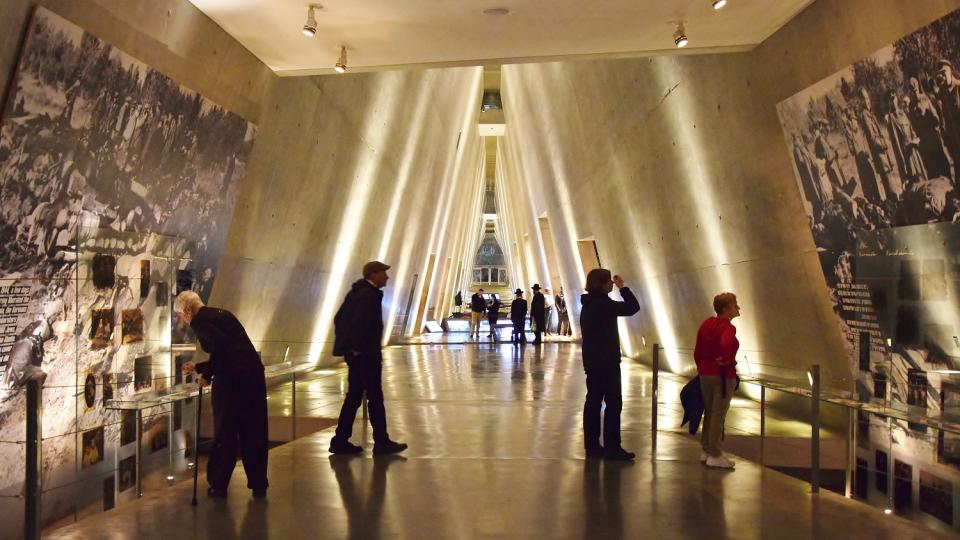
[48,344,946,539]
[400,331,575,345]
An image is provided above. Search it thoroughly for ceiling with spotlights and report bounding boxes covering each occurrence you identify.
[187,0,814,76]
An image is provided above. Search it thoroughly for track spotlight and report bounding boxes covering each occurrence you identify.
[303,4,319,37]
[712,0,727,9]
[334,46,347,73]
[673,24,688,48]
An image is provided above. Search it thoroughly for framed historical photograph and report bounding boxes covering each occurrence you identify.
[120,410,136,446]
[876,449,889,494]
[102,373,114,403]
[894,460,913,511]
[858,331,871,371]
[855,457,869,499]
[938,384,960,470]
[920,470,954,525]
[175,353,194,385]
[103,475,115,511]
[140,260,150,299]
[176,269,194,295]
[134,356,152,392]
[118,456,135,492]
[144,414,169,452]
[89,308,114,350]
[83,373,96,408]
[907,369,928,409]
[92,254,116,289]
[121,309,144,344]
[156,281,169,306]
[81,426,104,468]
[873,370,887,400]
[857,410,871,450]
[173,400,182,431]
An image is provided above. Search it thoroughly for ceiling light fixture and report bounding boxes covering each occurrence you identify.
[303,4,319,37]
[334,46,347,73]
[712,0,728,9]
[673,23,688,48]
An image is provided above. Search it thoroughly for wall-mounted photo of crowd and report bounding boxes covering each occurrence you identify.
[778,7,960,528]
[0,6,256,533]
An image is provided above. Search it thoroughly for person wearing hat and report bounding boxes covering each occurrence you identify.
[510,289,527,345]
[530,284,546,345]
[329,261,407,455]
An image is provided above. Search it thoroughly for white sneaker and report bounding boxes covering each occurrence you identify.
[705,454,735,469]
[700,451,708,462]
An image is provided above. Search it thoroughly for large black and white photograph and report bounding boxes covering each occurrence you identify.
[0,5,257,513]
[777,7,960,473]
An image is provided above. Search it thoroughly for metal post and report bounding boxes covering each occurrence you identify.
[845,407,856,498]
[136,409,143,498]
[651,344,659,460]
[759,385,766,467]
[887,417,894,512]
[25,380,42,540]
[291,371,298,440]
[811,364,821,494]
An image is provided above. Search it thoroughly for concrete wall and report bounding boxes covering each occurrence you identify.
[497,0,960,390]
[217,67,484,365]
[1,1,485,369]
[0,0,272,123]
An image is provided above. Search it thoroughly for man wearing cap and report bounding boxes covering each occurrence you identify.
[510,289,527,345]
[329,261,407,455]
[530,284,546,345]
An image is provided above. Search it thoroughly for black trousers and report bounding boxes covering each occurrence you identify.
[511,320,526,343]
[487,317,499,338]
[583,363,622,450]
[208,374,269,491]
[532,318,544,344]
[334,353,390,444]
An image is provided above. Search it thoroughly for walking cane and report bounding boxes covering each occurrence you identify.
[191,387,203,506]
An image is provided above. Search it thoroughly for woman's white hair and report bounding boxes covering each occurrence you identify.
[174,290,204,315]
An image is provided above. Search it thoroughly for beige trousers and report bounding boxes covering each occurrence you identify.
[470,311,483,335]
[700,375,736,457]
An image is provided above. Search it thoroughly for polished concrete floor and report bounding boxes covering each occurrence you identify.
[49,343,949,539]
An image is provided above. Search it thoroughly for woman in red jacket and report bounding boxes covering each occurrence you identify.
[694,292,741,469]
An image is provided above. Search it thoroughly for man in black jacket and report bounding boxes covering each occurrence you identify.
[510,289,527,345]
[469,289,486,339]
[176,291,268,498]
[579,269,640,460]
[329,261,407,455]
[530,284,546,345]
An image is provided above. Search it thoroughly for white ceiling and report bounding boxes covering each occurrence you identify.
[188,0,814,76]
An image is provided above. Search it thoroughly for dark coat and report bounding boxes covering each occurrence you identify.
[680,376,703,435]
[510,298,527,323]
[579,287,640,370]
[333,279,384,357]
[531,292,546,324]
[191,307,264,382]
[487,299,501,322]
[470,293,487,313]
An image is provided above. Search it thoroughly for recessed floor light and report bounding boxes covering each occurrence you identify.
[483,8,510,16]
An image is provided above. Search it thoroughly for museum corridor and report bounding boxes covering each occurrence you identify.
[47,344,945,539]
